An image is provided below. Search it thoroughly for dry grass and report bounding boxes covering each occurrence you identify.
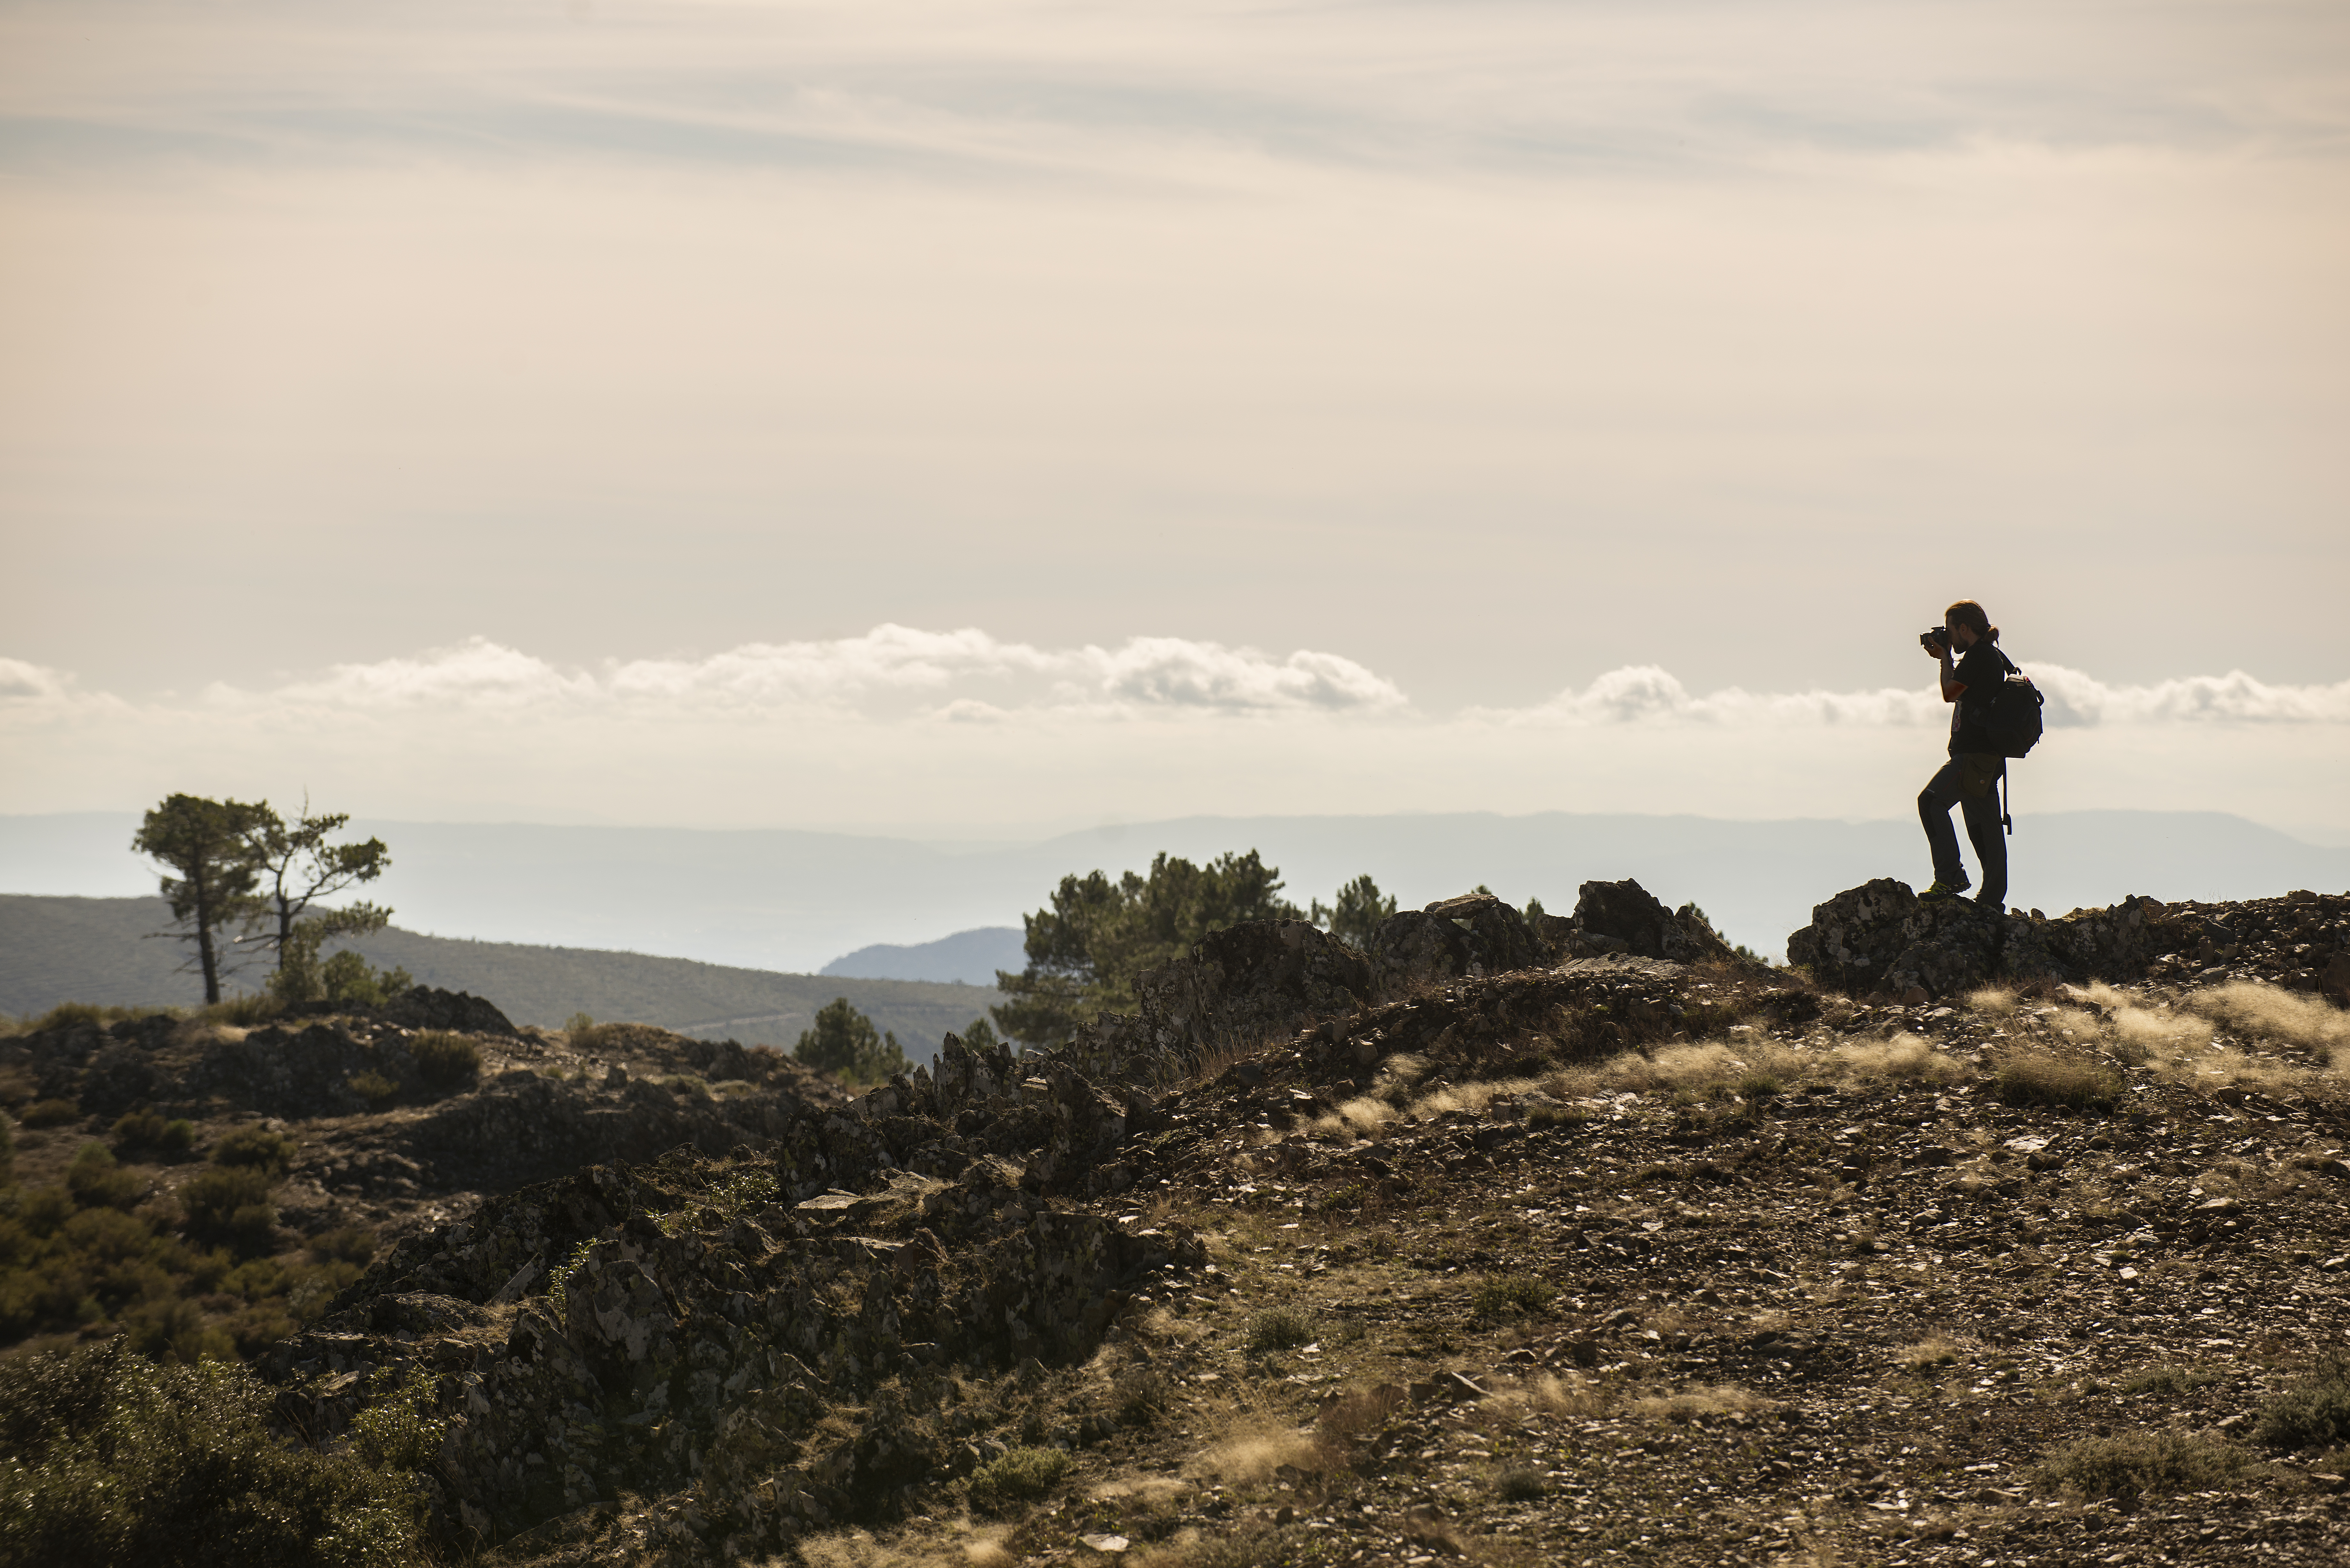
[1994,1049,2123,1110]
[795,1524,1015,1568]
[1191,1421,1319,1484]
[1895,1336,1963,1371]
[1630,1384,1771,1424]
[2019,982,2350,1098]
[2191,983,2350,1066]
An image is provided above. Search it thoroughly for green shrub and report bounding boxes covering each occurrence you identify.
[32,1002,110,1032]
[2255,1353,2350,1451]
[20,1099,84,1129]
[1493,1466,1548,1502]
[1246,1306,1321,1353]
[967,1445,1071,1515]
[0,1338,430,1567]
[65,1143,145,1210]
[2033,1429,2246,1502]
[211,1126,300,1175]
[110,1112,197,1159]
[179,1165,277,1255]
[1470,1272,1556,1321]
[308,1226,378,1266]
[346,1071,399,1108]
[317,951,413,1011]
[409,1030,479,1088]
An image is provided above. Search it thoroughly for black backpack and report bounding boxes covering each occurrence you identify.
[1985,649,2045,759]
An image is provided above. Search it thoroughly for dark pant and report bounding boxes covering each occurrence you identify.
[1919,752,2006,904]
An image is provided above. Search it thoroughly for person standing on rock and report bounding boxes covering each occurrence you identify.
[1918,600,2016,912]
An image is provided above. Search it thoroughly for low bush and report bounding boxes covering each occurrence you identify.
[0,1338,432,1567]
[19,1099,84,1129]
[2255,1353,2350,1451]
[65,1143,145,1209]
[179,1165,277,1255]
[966,1445,1070,1515]
[212,1126,300,1175]
[1246,1306,1321,1353]
[2033,1429,2246,1502]
[110,1111,197,1159]
[409,1030,480,1088]
[1994,1051,2123,1111]
[1470,1272,1556,1321]
[2119,1364,2222,1396]
[1493,1466,1548,1502]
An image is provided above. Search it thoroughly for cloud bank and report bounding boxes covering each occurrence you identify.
[7,631,2346,732]
[3,629,2345,840]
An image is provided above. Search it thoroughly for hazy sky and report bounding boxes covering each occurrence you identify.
[5,0,2346,838]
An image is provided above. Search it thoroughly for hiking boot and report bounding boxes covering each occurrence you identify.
[1919,880,1969,901]
[1975,896,2005,914]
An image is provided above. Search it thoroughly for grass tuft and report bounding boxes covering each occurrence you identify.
[1994,1050,2123,1110]
[1246,1306,1321,1353]
[966,1445,1070,1515]
[1469,1272,1555,1321]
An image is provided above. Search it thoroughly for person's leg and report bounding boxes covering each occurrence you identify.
[1959,759,2008,907]
[1917,759,1972,894]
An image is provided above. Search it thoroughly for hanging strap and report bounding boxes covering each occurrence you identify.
[2001,758,2013,836]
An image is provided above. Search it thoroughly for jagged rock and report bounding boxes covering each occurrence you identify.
[1135,919,1371,1056]
[380,985,520,1036]
[1368,893,1548,999]
[1567,878,1740,965]
[1785,880,2007,997]
[1785,881,2348,998]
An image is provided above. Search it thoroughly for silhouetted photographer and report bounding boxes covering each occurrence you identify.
[1918,599,2043,912]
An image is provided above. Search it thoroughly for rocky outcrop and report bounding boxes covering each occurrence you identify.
[1367,893,1548,999]
[1561,878,1742,965]
[264,1031,1206,1557]
[379,986,520,1037]
[1788,880,2350,1000]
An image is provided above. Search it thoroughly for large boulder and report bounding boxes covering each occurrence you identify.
[1565,878,1740,964]
[1368,893,1548,999]
[1786,879,2006,998]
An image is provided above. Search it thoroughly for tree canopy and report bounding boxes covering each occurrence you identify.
[133,795,271,1004]
[242,798,391,973]
[1312,874,1398,950]
[793,998,911,1086]
[989,849,1302,1048]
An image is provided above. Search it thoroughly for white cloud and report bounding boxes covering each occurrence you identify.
[1483,661,2350,730]
[181,628,1403,721]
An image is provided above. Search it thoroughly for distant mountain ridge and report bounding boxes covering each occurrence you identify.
[5,809,2345,969]
[0,894,998,1063]
[821,926,1025,985]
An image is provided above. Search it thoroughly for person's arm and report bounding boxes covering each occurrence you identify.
[1938,646,1964,704]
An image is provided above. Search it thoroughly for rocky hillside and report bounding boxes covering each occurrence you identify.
[7,879,2350,1567]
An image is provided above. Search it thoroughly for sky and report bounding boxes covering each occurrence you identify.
[4,0,2347,844]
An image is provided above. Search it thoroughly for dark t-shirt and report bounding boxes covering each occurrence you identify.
[1948,640,2011,755]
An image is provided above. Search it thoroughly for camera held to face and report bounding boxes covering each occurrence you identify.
[1920,627,1949,654]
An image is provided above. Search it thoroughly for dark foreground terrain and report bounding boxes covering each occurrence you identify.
[5,880,2350,1567]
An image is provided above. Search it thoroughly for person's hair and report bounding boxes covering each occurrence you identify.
[1944,600,1999,643]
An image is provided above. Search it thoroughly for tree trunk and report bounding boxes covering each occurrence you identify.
[193,862,222,1004]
